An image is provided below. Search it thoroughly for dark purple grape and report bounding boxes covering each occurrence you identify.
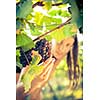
[16,66,21,73]
[34,38,51,64]
[19,48,32,67]
[27,56,32,62]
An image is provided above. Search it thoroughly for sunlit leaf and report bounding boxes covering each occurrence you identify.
[16,33,33,47]
[43,1,52,10]
[21,41,34,52]
[34,12,44,25]
[16,49,20,56]
[51,27,65,41]
[63,24,77,37]
[48,9,71,17]
[45,35,52,41]
[26,14,33,20]
[60,10,71,17]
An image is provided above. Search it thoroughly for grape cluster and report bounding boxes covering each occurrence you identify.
[19,48,32,67]
[34,38,51,64]
[16,38,51,73]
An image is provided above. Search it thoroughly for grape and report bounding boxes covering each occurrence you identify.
[16,66,21,73]
[34,38,51,64]
[19,48,32,67]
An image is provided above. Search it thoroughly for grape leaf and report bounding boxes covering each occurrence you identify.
[45,35,52,41]
[16,0,33,18]
[43,1,52,10]
[21,41,34,52]
[48,9,71,17]
[16,55,23,69]
[69,0,82,29]
[48,10,58,16]
[62,0,69,4]
[20,0,27,3]
[60,10,71,17]
[28,23,41,36]
[21,51,43,92]
[16,61,23,69]
[16,33,33,47]
[26,14,33,20]
[16,49,20,56]
[34,12,62,26]
[63,24,77,37]
[42,16,62,27]
[34,12,44,25]
[16,19,26,29]
[51,27,65,42]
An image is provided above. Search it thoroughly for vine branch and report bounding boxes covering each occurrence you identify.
[32,1,64,8]
[33,17,72,42]
[16,17,71,50]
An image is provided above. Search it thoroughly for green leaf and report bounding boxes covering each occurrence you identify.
[16,33,33,47]
[16,49,20,56]
[43,1,52,10]
[16,55,23,69]
[51,27,65,42]
[16,20,22,29]
[21,52,43,92]
[51,17,62,24]
[42,16,62,26]
[21,41,34,52]
[62,0,69,4]
[26,14,33,20]
[63,24,77,37]
[16,0,33,18]
[60,10,71,17]
[20,0,27,3]
[45,35,52,41]
[48,10,57,16]
[77,15,83,29]
[16,19,26,29]
[48,9,71,17]
[34,12,62,26]
[31,54,41,65]
[22,65,43,92]
[69,0,83,29]
[29,23,41,36]
[16,61,23,69]
[34,12,44,25]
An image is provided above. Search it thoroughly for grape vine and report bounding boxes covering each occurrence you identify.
[16,0,83,99]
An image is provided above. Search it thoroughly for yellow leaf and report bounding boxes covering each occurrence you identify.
[71,24,77,33]
[43,1,52,10]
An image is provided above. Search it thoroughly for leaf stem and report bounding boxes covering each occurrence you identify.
[21,48,30,65]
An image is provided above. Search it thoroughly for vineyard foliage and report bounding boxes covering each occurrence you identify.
[16,0,83,99]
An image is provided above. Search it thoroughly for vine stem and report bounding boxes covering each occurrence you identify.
[33,17,72,42]
[16,17,71,50]
[32,2,64,8]
[21,48,30,65]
